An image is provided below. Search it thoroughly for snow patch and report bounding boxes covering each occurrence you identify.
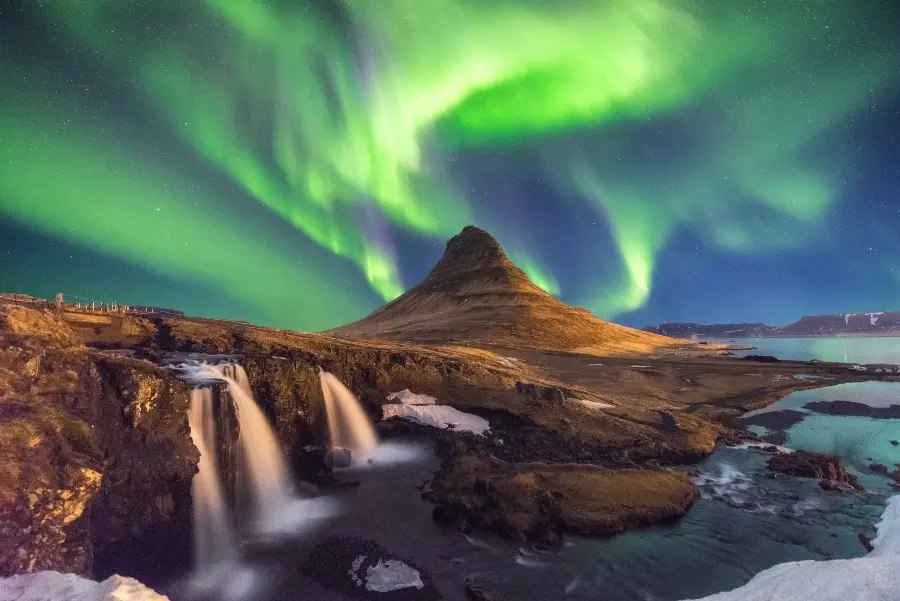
[386,389,437,405]
[381,404,490,435]
[575,398,614,410]
[364,559,424,592]
[0,571,167,601]
[682,495,900,601]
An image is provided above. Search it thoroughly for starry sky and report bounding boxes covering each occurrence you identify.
[1,1,899,331]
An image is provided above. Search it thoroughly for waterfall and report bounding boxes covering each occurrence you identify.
[319,370,378,464]
[187,387,235,570]
[218,363,293,525]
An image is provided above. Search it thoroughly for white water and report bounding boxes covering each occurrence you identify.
[217,364,294,527]
[187,388,235,570]
[319,370,378,463]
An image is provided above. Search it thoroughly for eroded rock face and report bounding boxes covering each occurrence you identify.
[0,304,197,581]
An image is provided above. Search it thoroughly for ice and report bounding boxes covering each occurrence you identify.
[0,571,167,601]
[683,495,900,601]
[364,559,424,592]
[386,389,437,405]
[381,403,490,435]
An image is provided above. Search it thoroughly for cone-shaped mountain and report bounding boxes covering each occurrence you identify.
[330,226,672,354]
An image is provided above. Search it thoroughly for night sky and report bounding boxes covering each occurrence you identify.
[2,1,899,331]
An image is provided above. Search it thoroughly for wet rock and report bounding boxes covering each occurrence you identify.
[858,532,874,552]
[325,447,353,469]
[767,451,862,491]
[740,409,807,430]
[302,536,435,600]
[804,400,900,419]
[465,577,496,601]
[891,440,899,446]
[742,355,781,363]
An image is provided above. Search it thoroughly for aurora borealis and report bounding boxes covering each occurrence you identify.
[1,1,899,330]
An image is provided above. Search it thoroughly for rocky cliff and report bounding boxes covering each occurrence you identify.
[0,304,196,582]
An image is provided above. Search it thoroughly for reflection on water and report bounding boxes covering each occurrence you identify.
[722,336,900,364]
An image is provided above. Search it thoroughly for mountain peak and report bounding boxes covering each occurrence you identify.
[424,225,529,293]
[330,226,672,355]
[440,225,506,263]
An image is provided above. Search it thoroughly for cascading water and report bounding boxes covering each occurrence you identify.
[218,363,293,525]
[319,370,378,464]
[187,387,235,570]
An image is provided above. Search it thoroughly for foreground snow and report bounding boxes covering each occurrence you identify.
[386,389,437,405]
[684,495,900,601]
[0,571,167,601]
[381,403,490,435]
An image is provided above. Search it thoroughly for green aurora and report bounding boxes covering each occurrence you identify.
[1,1,898,329]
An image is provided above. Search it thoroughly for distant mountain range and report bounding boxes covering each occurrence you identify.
[644,312,900,338]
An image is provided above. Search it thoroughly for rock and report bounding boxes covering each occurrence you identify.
[742,355,781,363]
[870,463,889,476]
[325,447,353,469]
[740,409,807,430]
[427,454,698,543]
[302,536,434,600]
[465,577,495,601]
[804,400,900,419]
[890,440,899,446]
[858,532,874,552]
[767,451,862,491]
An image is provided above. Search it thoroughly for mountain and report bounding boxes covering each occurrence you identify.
[645,311,900,338]
[643,323,778,338]
[330,226,672,354]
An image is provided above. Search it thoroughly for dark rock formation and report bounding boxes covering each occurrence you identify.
[767,451,862,492]
[804,400,900,419]
[742,355,781,363]
[302,536,435,600]
[740,409,807,430]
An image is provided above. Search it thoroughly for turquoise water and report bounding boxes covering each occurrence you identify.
[719,336,900,364]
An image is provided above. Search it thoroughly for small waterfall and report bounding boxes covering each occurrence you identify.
[218,363,293,524]
[187,387,235,570]
[319,370,378,464]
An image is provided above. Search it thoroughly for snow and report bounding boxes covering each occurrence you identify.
[575,398,614,410]
[867,312,884,326]
[682,495,900,601]
[364,560,424,592]
[386,389,437,405]
[381,403,490,435]
[0,571,167,601]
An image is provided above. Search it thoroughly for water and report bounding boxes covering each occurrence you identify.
[170,346,898,600]
[319,370,378,464]
[720,336,900,364]
[187,387,235,570]
[218,363,294,529]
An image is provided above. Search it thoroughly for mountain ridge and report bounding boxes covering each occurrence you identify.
[645,311,900,338]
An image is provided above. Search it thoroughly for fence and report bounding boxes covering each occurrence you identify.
[0,292,183,317]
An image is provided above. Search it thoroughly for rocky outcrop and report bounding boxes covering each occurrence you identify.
[0,304,196,580]
[767,451,862,492]
[428,453,698,544]
[804,400,900,419]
